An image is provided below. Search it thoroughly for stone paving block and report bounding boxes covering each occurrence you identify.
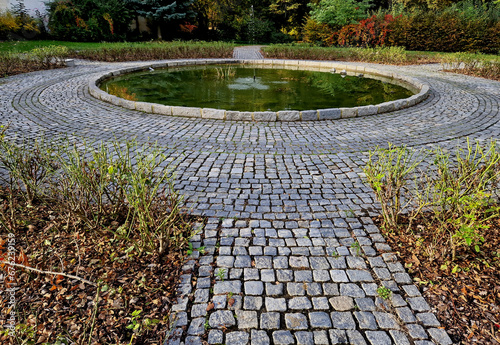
[340,283,366,297]
[185,336,203,345]
[290,256,309,268]
[226,331,249,345]
[389,330,411,345]
[312,296,330,310]
[287,282,306,296]
[373,311,400,330]
[260,312,280,329]
[194,289,209,303]
[309,311,332,328]
[245,281,264,295]
[265,297,287,311]
[191,304,208,318]
[330,270,349,282]
[428,328,453,345]
[323,283,340,296]
[236,310,258,329]
[354,311,377,330]
[265,283,283,296]
[295,270,313,282]
[329,296,354,311]
[209,310,236,329]
[365,331,392,345]
[254,112,276,122]
[272,331,295,345]
[313,270,331,282]
[244,296,263,310]
[285,313,309,330]
[313,330,329,344]
[329,329,348,344]
[261,269,276,282]
[295,331,314,345]
[416,312,441,327]
[407,297,431,312]
[235,255,252,268]
[288,297,312,310]
[406,324,429,340]
[278,111,300,121]
[208,329,223,344]
[214,281,241,295]
[346,330,368,345]
[251,330,270,345]
[188,317,205,335]
[390,293,407,307]
[305,282,322,296]
[330,311,356,329]
[395,307,417,323]
[403,284,422,297]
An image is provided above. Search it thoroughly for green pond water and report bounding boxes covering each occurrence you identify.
[101,65,414,112]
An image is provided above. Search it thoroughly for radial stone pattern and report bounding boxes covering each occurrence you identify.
[2,47,499,345]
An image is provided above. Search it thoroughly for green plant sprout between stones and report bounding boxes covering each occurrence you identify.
[377,286,392,300]
[186,243,205,256]
[351,241,362,256]
[216,268,227,281]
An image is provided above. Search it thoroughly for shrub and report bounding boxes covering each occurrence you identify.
[29,45,69,69]
[69,41,234,62]
[309,0,372,30]
[387,8,500,53]
[355,46,408,64]
[302,17,335,46]
[337,14,398,48]
[47,0,134,41]
[0,46,68,78]
[0,132,193,257]
[262,44,411,65]
[363,140,500,260]
[439,52,500,81]
[0,11,19,39]
[0,10,41,40]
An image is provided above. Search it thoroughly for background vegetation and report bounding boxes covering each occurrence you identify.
[0,0,499,53]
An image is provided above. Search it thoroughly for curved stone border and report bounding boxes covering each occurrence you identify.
[88,59,430,122]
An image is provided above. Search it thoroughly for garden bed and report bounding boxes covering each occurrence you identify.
[0,133,201,344]
[377,215,500,344]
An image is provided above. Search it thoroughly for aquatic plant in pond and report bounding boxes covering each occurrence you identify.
[100,65,414,112]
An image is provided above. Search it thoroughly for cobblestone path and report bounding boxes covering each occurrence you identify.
[1,46,499,345]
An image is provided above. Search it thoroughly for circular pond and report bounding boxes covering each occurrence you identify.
[89,59,430,121]
[100,64,414,112]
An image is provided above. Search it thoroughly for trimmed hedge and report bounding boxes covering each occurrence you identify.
[387,12,500,53]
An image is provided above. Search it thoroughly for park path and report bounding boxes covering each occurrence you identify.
[1,47,499,345]
[233,46,264,59]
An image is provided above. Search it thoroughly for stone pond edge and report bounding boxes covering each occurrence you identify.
[88,59,430,122]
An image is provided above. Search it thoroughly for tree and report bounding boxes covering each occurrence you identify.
[47,0,135,41]
[126,0,195,39]
[269,0,309,36]
[309,0,372,29]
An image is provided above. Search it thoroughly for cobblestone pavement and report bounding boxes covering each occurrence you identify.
[1,46,499,345]
[233,46,264,59]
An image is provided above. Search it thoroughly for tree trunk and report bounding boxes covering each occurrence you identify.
[157,25,162,40]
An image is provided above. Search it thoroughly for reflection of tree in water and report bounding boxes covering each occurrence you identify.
[382,82,402,102]
[306,73,372,98]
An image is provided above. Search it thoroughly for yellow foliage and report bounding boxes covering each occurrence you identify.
[0,11,20,33]
[0,10,40,37]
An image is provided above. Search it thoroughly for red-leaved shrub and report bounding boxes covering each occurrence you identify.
[337,14,398,48]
